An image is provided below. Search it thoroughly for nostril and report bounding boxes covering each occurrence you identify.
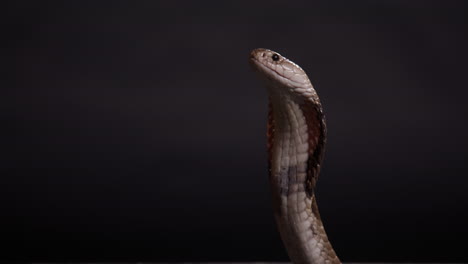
[262,53,265,57]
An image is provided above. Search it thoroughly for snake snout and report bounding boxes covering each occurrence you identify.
[250,48,269,60]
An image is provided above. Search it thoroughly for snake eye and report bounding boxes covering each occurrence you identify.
[272,54,280,61]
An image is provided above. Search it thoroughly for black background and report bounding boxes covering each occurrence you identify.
[4,0,468,262]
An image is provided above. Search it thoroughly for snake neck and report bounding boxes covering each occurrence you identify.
[267,93,340,264]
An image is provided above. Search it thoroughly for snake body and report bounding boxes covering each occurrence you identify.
[249,48,341,264]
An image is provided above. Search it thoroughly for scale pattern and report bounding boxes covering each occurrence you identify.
[250,48,340,264]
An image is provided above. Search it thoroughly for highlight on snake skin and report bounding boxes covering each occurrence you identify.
[250,48,341,264]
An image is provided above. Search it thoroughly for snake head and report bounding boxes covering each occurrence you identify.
[249,48,314,98]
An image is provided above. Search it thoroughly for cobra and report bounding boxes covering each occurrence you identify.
[249,48,341,264]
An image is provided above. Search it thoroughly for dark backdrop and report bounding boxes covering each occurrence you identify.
[4,0,468,262]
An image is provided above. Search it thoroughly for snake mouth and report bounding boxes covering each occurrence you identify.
[248,55,260,69]
[250,56,304,89]
[249,57,275,81]
[249,57,265,76]
[249,50,257,60]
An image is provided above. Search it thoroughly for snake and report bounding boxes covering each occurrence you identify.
[249,48,341,264]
